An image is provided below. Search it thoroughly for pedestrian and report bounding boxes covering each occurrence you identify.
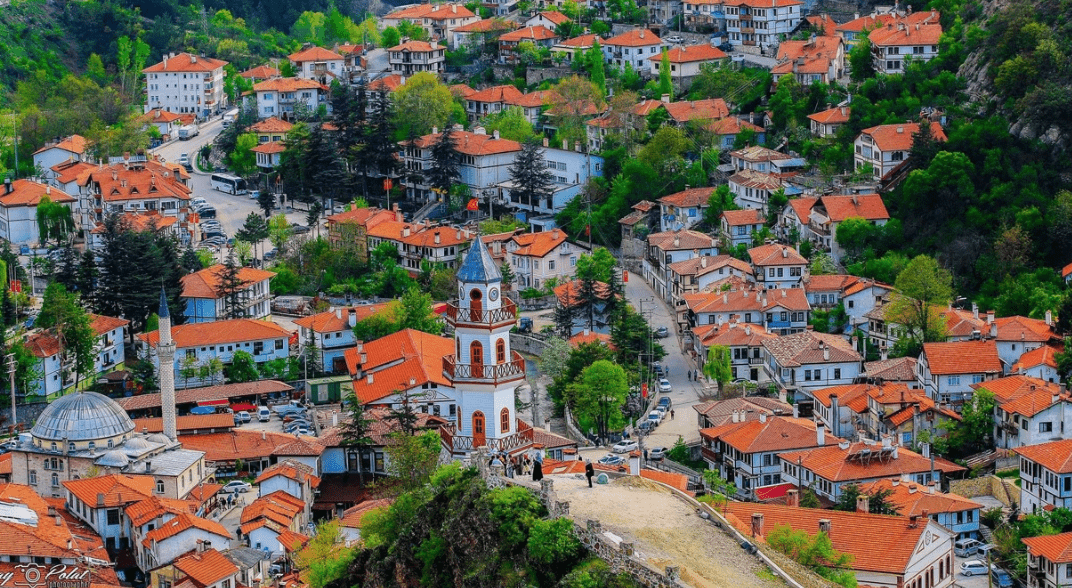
[671,409,675,420]
[531,445,544,482]
[585,459,595,488]
[515,455,523,478]
[687,369,692,380]
[666,367,670,376]
[644,448,649,461]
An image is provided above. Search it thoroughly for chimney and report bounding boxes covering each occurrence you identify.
[908,515,918,527]
[348,309,357,328]
[661,93,671,103]
[816,422,826,446]
[759,412,767,423]
[987,309,995,324]
[897,126,904,134]
[792,404,799,418]
[197,539,206,553]
[563,139,569,150]
[434,232,441,244]
[732,410,740,423]
[432,126,438,134]
[336,308,343,320]
[856,495,869,513]
[838,439,850,450]
[456,229,461,240]
[751,513,764,536]
[674,236,680,247]
[1046,310,1053,326]
[97,493,104,507]
[782,248,788,258]
[829,395,839,437]
[367,373,374,384]
[700,256,708,268]
[823,346,830,361]
[921,509,929,519]
[493,129,500,139]
[262,431,266,440]
[3,178,10,194]
[332,411,339,426]
[990,321,997,339]
[880,346,889,361]
[786,489,799,507]
[190,55,197,63]
[818,519,831,534]
[403,226,411,238]
[583,328,590,337]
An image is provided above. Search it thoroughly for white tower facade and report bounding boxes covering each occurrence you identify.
[447,238,528,455]
[157,289,178,441]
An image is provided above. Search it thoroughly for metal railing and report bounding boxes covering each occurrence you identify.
[440,424,534,453]
[443,351,526,383]
[443,299,518,327]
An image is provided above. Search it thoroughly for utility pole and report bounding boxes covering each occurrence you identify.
[6,353,15,432]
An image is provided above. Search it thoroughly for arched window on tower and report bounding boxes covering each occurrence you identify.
[500,408,510,433]
[496,339,506,364]
[470,340,483,378]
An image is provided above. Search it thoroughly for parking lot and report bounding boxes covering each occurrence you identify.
[227,401,335,438]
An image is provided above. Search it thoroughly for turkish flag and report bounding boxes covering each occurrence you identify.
[10,280,21,293]
[641,382,648,398]
[467,198,479,211]
[623,270,629,283]
[383,178,393,191]
[584,224,590,236]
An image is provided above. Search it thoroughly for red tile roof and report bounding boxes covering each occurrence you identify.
[142,513,230,547]
[534,10,570,25]
[50,160,97,185]
[79,160,192,203]
[345,329,454,404]
[252,142,286,155]
[836,14,897,33]
[466,84,525,104]
[277,436,325,457]
[0,179,75,208]
[568,330,613,348]
[748,243,807,266]
[253,78,326,93]
[240,65,280,79]
[293,303,394,333]
[178,430,301,463]
[143,53,227,73]
[604,29,661,47]
[922,340,1001,375]
[385,3,476,20]
[705,116,764,136]
[640,469,691,492]
[816,193,889,222]
[389,41,444,52]
[411,130,522,156]
[500,25,558,42]
[693,322,776,349]
[684,287,809,314]
[1013,344,1061,373]
[808,106,851,125]
[554,279,613,307]
[454,19,517,33]
[994,315,1056,343]
[731,145,794,163]
[806,14,838,34]
[368,74,404,92]
[999,386,1070,418]
[117,380,294,412]
[255,460,321,488]
[667,254,754,278]
[863,357,918,382]
[869,22,942,47]
[64,475,154,508]
[137,318,292,348]
[132,413,235,433]
[124,496,198,527]
[860,121,947,152]
[26,331,61,358]
[339,499,394,528]
[762,331,862,367]
[659,187,713,208]
[1062,261,1072,279]
[786,197,818,223]
[249,117,294,134]
[174,549,239,587]
[662,99,730,123]
[181,265,277,299]
[972,375,1062,404]
[1015,439,1072,474]
[318,408,448,447]
[647,44,727,63]
[33,134,88,156]
[723,501,942,575]
[729,169,783,191]
[89,314,130,336]
[510,228,568,258]
[556,33,600,48]
[1024,532,1072,563]
[647,229,717,252]
[721,208,764,226]
[288,46,343,62]
[779,442,965,482]
[700,416,836,454]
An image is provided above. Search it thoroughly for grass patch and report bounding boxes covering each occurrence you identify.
[755,568,778,582]
[995,468,1019,479]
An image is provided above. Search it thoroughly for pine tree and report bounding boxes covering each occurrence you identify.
[75,250,99,307]
[588,40,605,96]
[215,252,248,319]
[426,126,461,195]
[365,88,402,196]
[499,261,516,290]
[55,247,79,293]
[508,138,555,214]
[658,48,673,99]
[180,246,203,273]
[1,288,15,327]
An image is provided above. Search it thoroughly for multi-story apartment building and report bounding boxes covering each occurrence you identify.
[381,4,479,46]
[0,179,77,245]
[1023,532,1072,588]
[388,41,446,76]
[253,77,329,119]
[658,186,713,232]
[27,314,129,399]
[748,243,807,290]
[506,229,587,290]
[498,26,560,64]
[763,330,863,396]
[723,0,803,49]
[917,340,1002,406]
[1016,438,1072,513]
[869,19,942,74]
[180,264,276,323]
[143,52,228,117]
[401,127,522,202]
[853,121,946,180]
[648,44,729,86]
[643,229,719,302]
[602,29,664,70]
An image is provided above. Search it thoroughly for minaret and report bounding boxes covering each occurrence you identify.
[157,288,178,442]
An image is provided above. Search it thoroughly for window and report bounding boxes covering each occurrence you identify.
[501,408,510,433]
[156,480,165,493]
[496,339,506,363]
[833,369,841,379]
[254,342,264,355]
[275,339,284,350]
[29,470,37,485]
[947,375,960,386]
[548,260,555,271]
[107,509,120,525]
[51,473,59,487]
[1040,422,1053,433]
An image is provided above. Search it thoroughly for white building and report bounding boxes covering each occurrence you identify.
[807,194,890,262]
[853,121,946,180]
[1016,438,1072,514]
[917,340,1002,407]
[288,46,345,84]
[994,384,1072,450]
[76,157,194,243]
[26,314,129,400]
[401,127,522,203]
[500,139,604,221]
[747,243,807,290]
[869,20,942,74]
[602,29,664,70]
[505,229,588,290]
[294,303,393,374]
[253,77,329,120]
[136,319,293,388]
[1024,532,1072,588]
[345,329,458,421]
[729,168,784,210]
[723,0,803,50]
[763,330,863,396]
[648,44,728,84]
[658,187,713,232]
[180,264,276,323]
[143,52,229,117]
[32,134,88,174]
[643,229,719,302]
[381,3,479,45]
[0,179,76,245]
[388,41,446,76]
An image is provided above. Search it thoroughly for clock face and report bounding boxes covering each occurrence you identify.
[489,288,499,301]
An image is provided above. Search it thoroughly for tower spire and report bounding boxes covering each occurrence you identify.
[157,287,177,441]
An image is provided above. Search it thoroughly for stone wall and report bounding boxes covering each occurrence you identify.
[0,402,49,434]
[621,237,647,267]
[511,333,548,356]
[526,66,574,85]
[949,475,1021,508]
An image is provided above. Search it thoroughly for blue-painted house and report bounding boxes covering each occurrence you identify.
[859,478,982,540]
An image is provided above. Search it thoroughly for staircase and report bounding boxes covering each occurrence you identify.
[412,198,445,223]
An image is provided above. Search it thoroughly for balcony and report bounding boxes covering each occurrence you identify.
[443,298,518,328]
[443,351,527,385]
[701,446,720,463]
[440,422,535,453]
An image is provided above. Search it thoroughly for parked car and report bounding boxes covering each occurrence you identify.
[191,197,207,207]
[248,190,260,200]
[959,561,988,577]
[954,538,983,557]
[647,411,663,425]
[666,34,684,43]
[597,454,625,466]
[990,565,1014,587]
[234,411,251,424]
[648,447,667,460]
[655,326,670,338]
[637,420,654,433]
[291,224,311,234]
[221,481,252,494]
[612,440,638,454]
[657,396,672,410]
[658,379,672,393]
[264,249,277,261]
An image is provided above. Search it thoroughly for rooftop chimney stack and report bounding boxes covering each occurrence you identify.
[786,489,799,507]
[856,495,869,513]
[751,513,764,536]
[816,422,826,446]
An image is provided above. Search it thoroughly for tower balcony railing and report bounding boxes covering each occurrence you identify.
[443,298,517,328]
[440,422,535,453]
[443,351,526,384]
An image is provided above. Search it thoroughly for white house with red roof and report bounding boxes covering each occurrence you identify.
[137,319,293,388]
[776,196,817,244]
[180,264,276,323]
[452,19,517,50]
[255,460,320,512]
[32,134,88,173]
[344,329,457,419]
[252,77,329,120]
[388,41,446,75]
[505,228,587,290]
[835,13,897,46]
[917,340,1002,406]
[148,547,240,588]
[239,490,309,554]
[771,35,844,85]
[382,3,479,44]
[0,179,76,245]
[993,383,1072,450]
[1015,438,1072,513]
[748,243,807,290]
[808,105,850,137]
[143,52,229,117]
[854,121,947,180]
[1023,532,1072,585]
[763,330,863,394]
[498,26,560,64]
[719,208,765,247]
[691,321,775,382]
[1012,344,1062,383]
[464,85,526,121]
[643,229,719,300]
[140,512,231,570]
[401,126,521,202]
[602,29,664,70]
[294,303,393,373]
[253,141,285,170]
[288,45,344,84]
[525,10,570,29]
[658,186,713,232]
[728,168,785,210]
[860,478,982,540]
[668,254,755,303]
[648,44,728,83]
[27,313,128,398]
[807,193,890,261]
[991,314,1059,371]
[869,15,942,74]
[724,0,803,49]
[75,157,194,244]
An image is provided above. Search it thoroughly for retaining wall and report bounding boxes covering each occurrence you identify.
[0,402,49,434]
[949,475,1021,508]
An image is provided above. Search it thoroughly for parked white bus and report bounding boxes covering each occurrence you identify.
[210,173,248,195]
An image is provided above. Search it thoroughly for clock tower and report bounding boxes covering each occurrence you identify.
[446,237,529,457]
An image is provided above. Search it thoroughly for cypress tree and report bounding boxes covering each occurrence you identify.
[426,126,461,195]
[508,138,555,213]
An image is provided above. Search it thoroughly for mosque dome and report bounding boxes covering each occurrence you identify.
[31,392,135,442]
[146,433,173,445]
[96,450,130,468]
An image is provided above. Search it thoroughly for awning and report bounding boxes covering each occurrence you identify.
[754,482,797,502]
[433,303,449,315]
[198,399,229,407]
[231,403,256,412]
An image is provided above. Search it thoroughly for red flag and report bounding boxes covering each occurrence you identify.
[467,198,479,211]
[641,382,648,398]
[584,224,590,236]
[9,280,20,293]
[623,270,629,283]
[383,178,393,191]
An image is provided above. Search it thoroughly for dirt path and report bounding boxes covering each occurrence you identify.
[534,475,786,588]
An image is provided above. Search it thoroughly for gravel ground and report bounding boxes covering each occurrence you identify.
[539,475,786,588]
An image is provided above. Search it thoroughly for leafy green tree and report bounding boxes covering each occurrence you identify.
[527,518,583,568]
[587,40,605,95]
[834,483,900,515]
[268,214,292,253]
[638,126,689,173]
[225,350,260,383]
[943,388,997,456]
[228,133,258,177]
[293,520,354,588]
[835,217,881,260]
[568,359,629,441]
[37,282,95,386]
[36,197,75,245]
[381,26,402,49]
[385,430,441,491]
[236,213,270,258]
[394,72,455,137]
[767,525,857,588]
[215,253,248,319]
[702,469,737,510]
[396,288,442,335]
[482,107,534,142]
[86,53,107,85]
[574,248,616,283]
[703,185,739,228]
[702,345,732,398]
[499,261,516,289]
[536,336,571,383]
[658,48,673,98]
[1056,338,1072,382]
[848,34,875,82]
[887,255,953,354]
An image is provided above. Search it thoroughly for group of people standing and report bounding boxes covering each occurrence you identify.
[492,445,546,481]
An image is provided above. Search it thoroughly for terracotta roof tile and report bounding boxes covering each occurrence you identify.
[401,225,473,248]
[863,357,918,381]
[0,179,75,208]
[142,513,230,547]
[1013,344,1061,372]
[808,106,851,124]
[345,329,454,404]
[999,387,1070,418]
[50,160,97,185]
[293,303,394,333]
[860,121,946,153]
[721,208,764,226]
[63,475,154,507]
[836,14,896,33]
[568,330,613,348]
[694,322,776,348]
[89,314,130,336]
[762,331,861,368]
[510,229,568,257]
[692,397,793,425]
[27,331,61,358]
[253,78,326,93]
[729,169,783,191]
[368,74,404,92]
[662,99,729,123]
[132,413,235,433]
[249,117,294,134]
[1024,532,1072,563]
[723,502,942,575]
[254,460,321,488]
[971,375,1061,404]
[33,135,88,156]
[647,44,727,63]
[288,46,343,62]
[79,160,192,203]
[922,340,1001,375]
[454,19,516,33]
[124,496,198,527]
[700,416,836,453]
[535,10,570,24]
[252,142,286,155]
[779,442,965,483]
[659,187,713,207]
[117,380,294,412]
[143,53,227,73]
[178,430,300,463]
[816,194,889,222]
[640,469,690,492]
[339,499,394,528]
[240,65,280,79]
[647,229,717,252]
[389,41,445,52]
[785,197,818,223]
[556,34,599,48]
[137,318,291,348]
[994,315,1056,343]
[667,254,754,278]
[174,549,239,587]
[500,25,558,42]
[1062,262,1072,279]
[318,408,448,447]
[806,14,839,34]
[804,274,859,293]
[411,130,522,156]
[705,116,764,135]
[1015,439,1072,474]
[748,243,807,266]
[466,84,525,103]
[277,436,325,456]
[604,29,661,47]
[731,145,793,163]
[869,22,942,47]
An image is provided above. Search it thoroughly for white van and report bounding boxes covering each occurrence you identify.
[257,406,272,422]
